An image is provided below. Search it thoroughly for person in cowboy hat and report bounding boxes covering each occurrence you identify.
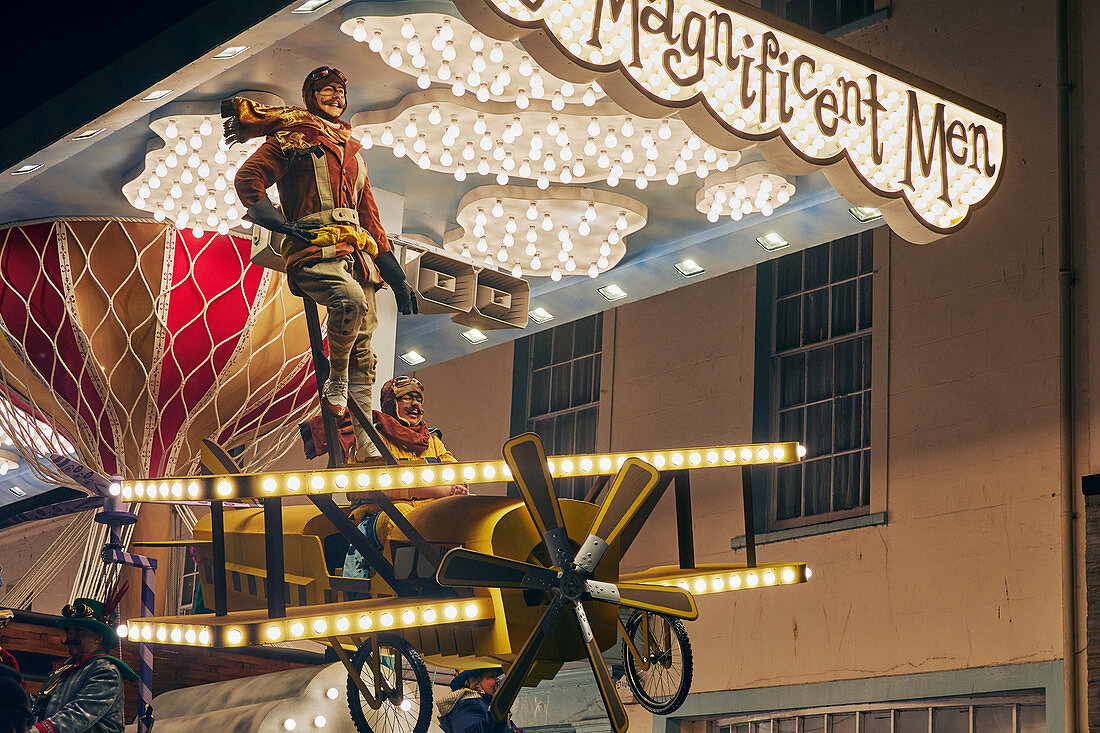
[31,598,137,733]
[225,65,417,455]
[435,666,520,733]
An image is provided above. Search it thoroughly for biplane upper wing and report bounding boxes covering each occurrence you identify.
[125,592,496,649]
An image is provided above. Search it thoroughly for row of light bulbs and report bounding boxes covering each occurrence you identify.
[123,114,264,236]
[656,563,810,595]
[353,93,743,191]
[0,398,75,455]
[696,165,797,222]
[119,442,804,502]
[340,13,602,109]
[443,185,644,279]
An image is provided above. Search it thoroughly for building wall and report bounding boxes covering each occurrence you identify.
[417,0,1072,707]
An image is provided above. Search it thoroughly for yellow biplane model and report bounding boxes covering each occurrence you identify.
[119,433,809,733]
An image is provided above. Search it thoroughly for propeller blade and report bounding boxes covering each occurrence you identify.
[490,595,566,722]
[436,547,557,590]
[585,580,698,620]
[503,434,573,570]
[574,600,629,733]
[574,458,661,573]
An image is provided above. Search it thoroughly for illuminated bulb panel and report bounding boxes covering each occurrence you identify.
[122,113,268,236]
[126,599,492,648]
[696,164,795,223]
[472,0,1005,239]
[120,442,801,501]
[441,184,646,278]
[351,91,741,189]
[338,12,600,108]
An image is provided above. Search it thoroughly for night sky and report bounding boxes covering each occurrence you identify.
[2,0,222,130]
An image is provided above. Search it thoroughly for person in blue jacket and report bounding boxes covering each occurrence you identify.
[436,667,521,733]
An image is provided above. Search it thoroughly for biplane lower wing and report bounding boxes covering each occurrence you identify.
[621,562,810,599]
[124,593,496,650]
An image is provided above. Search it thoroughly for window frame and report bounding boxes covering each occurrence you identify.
[754,227,889,533]
[511,312,605,500]
[760,0,888,36]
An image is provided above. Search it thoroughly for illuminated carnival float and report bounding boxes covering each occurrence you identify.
[0,0,1007,731]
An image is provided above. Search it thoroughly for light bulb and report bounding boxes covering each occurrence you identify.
[353,20,368,43]
[476,237,488,252]
[566,255,577,271]
[551,265,562,281]
[401,17,416,38]
[582,88,596,106]
[497,247,508,262]
[517,90,530,109]
[477,158,490,176]
[199,119,212,136]
[578,220,591,236]
[505,217,517,234]
[659,120,672,139]
[512,261,523,277]
[530,254,542,270]
[417,73,430,89]
[588,263,599,278]
[492,200,504,217]
[165,120,178,138]
[585,203,597,222]
[541,213,553,231]
[526,202,538,220]
[616,212,628,230]
[621,118,635,137]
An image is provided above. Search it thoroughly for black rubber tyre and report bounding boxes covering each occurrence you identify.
[347,634,433,733]
[621,611,692,715]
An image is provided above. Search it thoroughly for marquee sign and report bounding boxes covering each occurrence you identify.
[454,0,1006,243]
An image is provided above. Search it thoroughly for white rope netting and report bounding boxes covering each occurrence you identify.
[0,218,320,605]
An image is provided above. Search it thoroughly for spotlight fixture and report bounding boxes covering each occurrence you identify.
[598,284,627,301]
[212,46,250,59]
[675,259,705,277]
[399,351,426,365]
[12,164,42,175]
[849,206,883,222]
[71,129,105,141]
[461,328,488,344]
[755,233,790,251]
[140,90,173,102]
[292,0,331,11]
[528,307,554,323]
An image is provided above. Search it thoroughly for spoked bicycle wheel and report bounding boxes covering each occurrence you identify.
[621,610,692,715]
[347,634,433,733]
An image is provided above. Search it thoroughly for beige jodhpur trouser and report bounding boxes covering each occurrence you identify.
[294,255,379,456]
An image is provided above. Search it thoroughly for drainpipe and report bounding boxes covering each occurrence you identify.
[1055,0,1079,727]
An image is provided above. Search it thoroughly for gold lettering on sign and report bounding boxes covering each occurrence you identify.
[482,0,1005,233]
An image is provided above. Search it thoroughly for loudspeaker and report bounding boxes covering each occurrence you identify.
[451,267,530,330]
[402,250,477,315]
